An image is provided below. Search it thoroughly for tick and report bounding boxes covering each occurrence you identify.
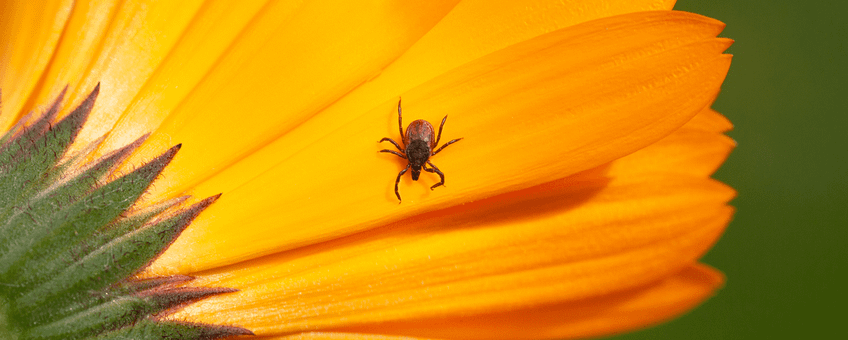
[380,98,463,202]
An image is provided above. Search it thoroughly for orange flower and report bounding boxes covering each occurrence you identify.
[0,0,733,339]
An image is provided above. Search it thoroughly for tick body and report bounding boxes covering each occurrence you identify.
[380,98,463,202]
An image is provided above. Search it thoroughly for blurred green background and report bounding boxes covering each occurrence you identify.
[611,1,848,339]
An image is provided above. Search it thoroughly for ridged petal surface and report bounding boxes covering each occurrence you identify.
[150,10,732,274]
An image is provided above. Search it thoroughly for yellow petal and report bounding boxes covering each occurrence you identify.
[296,0,680,163]
[150,10,732,274]
[607,107,736,178]
[115,0,677,201]
[0,0,72,130]
[52,0,209,152]
[0,1,734,338]
[685,107,733,133]
[382,0,676,88]
[119,0,461,193]
[331,264,724,340]
[168,170,732,334]
[153,0,680,198]
[24,0,122,113]
[164,83,735,332]
[64,0,269,154]
[263,333,429,340]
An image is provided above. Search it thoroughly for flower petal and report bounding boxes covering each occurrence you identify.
[106,0,676,201]
[377,0,676,92]
[167,171,732,334]
[331,264,724,340]
[150,11,732,274]
[262,333,427,340]
[164,98,735,333]
[190,0,679,205]
[115,0,461,194]
[44,0,270,154]
[685,107,733,133]
[44,0,210,151]
[278,0,679,169]
[0,0,72,130]
[152,0,680,200]
[607,107,736,178]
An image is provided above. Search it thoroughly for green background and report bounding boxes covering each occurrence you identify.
[611,1,847,339]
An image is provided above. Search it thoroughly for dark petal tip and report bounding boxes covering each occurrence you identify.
[211,325,255,337]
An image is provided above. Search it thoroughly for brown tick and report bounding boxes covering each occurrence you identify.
[380,98,463,202]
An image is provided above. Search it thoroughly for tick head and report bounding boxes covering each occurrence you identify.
[410,167,421,181]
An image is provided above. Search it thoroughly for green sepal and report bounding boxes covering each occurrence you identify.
[15,194,218,315]
[0,87,66,175]
[89,195,190,255]
[0,134,148,287]
[0,143,180,279]
[121,274,195,293]
[25,195,192,292]
[0,88,68,248]
[91,320,253,340]
[139,286,238,313]
[0,86,96,258]
[19,274,195,328]
[0,87,249,339]
[0,85,96,220]
[24,286,237,340]
[24,296,150,340]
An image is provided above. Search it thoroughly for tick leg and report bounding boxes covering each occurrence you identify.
[380,149,406,159]
[432,138,463,156]
[397,98,404,141]
[394,165,409,202]
[435,115,449,146]
[424,160,446,190]
[379,137,404,152]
